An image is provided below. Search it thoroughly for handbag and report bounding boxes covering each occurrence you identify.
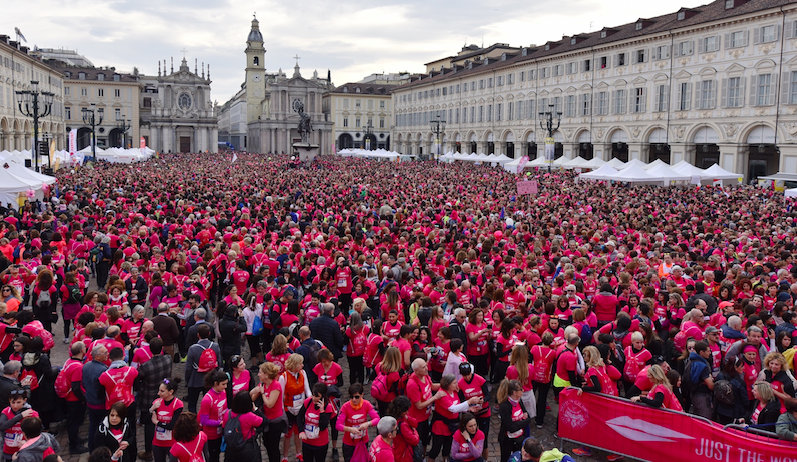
[252,315,264,336]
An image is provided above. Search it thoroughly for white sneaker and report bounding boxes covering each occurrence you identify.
[63,338,70,344]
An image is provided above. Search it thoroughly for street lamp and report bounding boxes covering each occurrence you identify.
[539,104,562,173]
[117,115,132,148]
[15,80,54,172]
[82,103,104,161]
[429,115,446,161]
[364,122,374,151]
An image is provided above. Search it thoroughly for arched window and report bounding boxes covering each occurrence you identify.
[253,57,259,66]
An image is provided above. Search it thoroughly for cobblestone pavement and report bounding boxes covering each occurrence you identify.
[47,285,637,462]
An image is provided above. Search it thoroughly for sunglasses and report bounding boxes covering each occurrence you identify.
[10,389,25,396]
[352,395,362,399]
[2,289,10,292]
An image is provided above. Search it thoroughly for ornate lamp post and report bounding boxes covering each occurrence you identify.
[15,80,54,172]
[429,115,446,161]
[117,115,132,148]
[364,122,374,151]
[538,104,562,173]
[82,103,104,161]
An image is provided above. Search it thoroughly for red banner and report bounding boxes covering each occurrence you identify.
[557,388,797,462]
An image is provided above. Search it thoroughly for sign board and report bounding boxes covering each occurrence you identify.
[712,179,722,187]
[516,180,538,195]
[68,129,77,161]
[516,156,529,173]
[140,137,146,149]
[544,137,555,161]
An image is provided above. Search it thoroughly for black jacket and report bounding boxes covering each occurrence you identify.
[218,308,246,360]
[308,314,344,360]
[747,399,781,428]
[449,320,468,350]
[95,417,136,462]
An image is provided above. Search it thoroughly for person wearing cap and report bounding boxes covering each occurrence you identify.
[563,285,583,311]
[704,326,724,379]
[603,241,617,262]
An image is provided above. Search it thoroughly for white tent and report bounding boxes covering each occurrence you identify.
[671,161,709,179]
[786,188,797,198]
[580,157,607,170]
[624,158,649,169]
[643,159,670,170]
[612,164,664,183]
[645,163,691,183]
[562,156,589,170]
[703,163,742,180]
[492,154,513,164]
[528,156,550,166]
[605,158,627,169]
[578,164,619,181]
[553,156,570,167]
[3,161,56,187]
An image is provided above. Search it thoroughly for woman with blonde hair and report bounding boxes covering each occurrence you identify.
[746,381,781,426]
[373,346,402,415]
[497,379,529,462]
[758,351,796,408]
[630,365,682,411]
[266,334,291,374]
[251,361,286,462]
[506,344,536,421]
[279,353,311,462]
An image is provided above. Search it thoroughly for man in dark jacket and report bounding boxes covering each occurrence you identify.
[218,305,246,368]
[685,341,714,420]
[82,344,108,452]
[0,361,29,406]
[449,307,468,350]
[152,303,180,360]
[308,303,344,360]
[296,326,323,384]
[184,324,221,413]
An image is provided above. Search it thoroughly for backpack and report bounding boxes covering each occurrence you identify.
[304,340,321,371]
[611,330,628,367]
[106,369,134,405]
[222,413,248,452]
[399,420,424,462]
[397,371,410,396]
[713,379,734,405]
[251,314,264,337]
[371,372,392,401]
[54,363,75,398]
[66,284,82,305]
[197,344,218,373]
[37,288,52,307]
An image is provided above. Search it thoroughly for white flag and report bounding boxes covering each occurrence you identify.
[231,152,238,163]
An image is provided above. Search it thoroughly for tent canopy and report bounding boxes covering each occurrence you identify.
[579,164,619,181]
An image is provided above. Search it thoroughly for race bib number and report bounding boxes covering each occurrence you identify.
[304,424,319,439]
[5,432,23,448]
[155,426,172,441]
[337,277,347,288]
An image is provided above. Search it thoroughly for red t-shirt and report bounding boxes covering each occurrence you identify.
[170,432,208,462]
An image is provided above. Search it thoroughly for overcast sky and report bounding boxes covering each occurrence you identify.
[4,0,707,104]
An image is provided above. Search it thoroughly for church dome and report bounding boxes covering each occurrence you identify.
[248,18,263,42]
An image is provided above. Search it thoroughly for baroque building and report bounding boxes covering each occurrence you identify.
[391,0,797,181]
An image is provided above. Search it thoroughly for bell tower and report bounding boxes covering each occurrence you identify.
[245,14,266,124]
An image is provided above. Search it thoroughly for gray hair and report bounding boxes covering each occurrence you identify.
[567,334,581,346]
[747,325,763,336]
[453,308,466,318]
[157,302,168,312]
[411,358,427,372]
[322,303,335,315]
[194,308,207,320]
[91,344,108,358]
[350,312,363,329]
[132,305,145,315]
[106,326,121,338]
[728,315,743,330]
[3,361,21,376]
[376,416,397,437]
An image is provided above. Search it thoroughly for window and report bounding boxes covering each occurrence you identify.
[539,97,548,114]
[579,94,591,116]
[676,82,692,110]
[367,117,373,127]
[600,56,608,69]
[253,57,259,66]
[455,108,460,124]
[562,95,573,117]
[755,73,774,106]
[697,80,715,109]
[759,25,777,43]
[435,89,440,97]
[567,62,577,74]
[115,108,121,120]
[486,104,492,122]
[343,117,348,127]
[355,99,361,108]
[612,89,626,114]
[597,92,608,115]
[676,41,694,56]
[456,84,460,93]
[634,49,647,63]
[81,88,88,96]
[582,59,591,72]
[98,89,104,97]
[497,76,503,86]
[144,97,152,108]
[471,81,476,91]
[470,106,475,123]
[615,53,626,66]
[479,80,485,89]
[343,98,349,108]
[540,68,549,79]
[601,31,607,38]
[488,78,493,88]
[701,36,719,53]
[633,87,646,113]
[654,45,669,61]
[520,72,525,82]
[356,118,361,128]
[729,31,747,48]
[526,99,535,118]
[571,38,577,45]
[528,69,536,80]
[97,73,105,81]
[724,77,744,107]
[553,65,564,77]
[725,0,734,8]
[635,22,643,31]
[654,85,668,112]
[65,107,71,120]
[368,100,374,109]
[114,89,121,98]
[677,11,685,20]
[64,86,70,96]
[507,73,514,84]
[553,96,562,114]
[478,106,484,122]
[496,103,503,121]
[78,72,86,79]
[515,100,522,119]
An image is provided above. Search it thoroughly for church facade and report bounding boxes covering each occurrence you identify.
[217,17,333,154]
[139,57,218,153]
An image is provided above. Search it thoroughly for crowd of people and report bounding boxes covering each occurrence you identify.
[0,151,794,462]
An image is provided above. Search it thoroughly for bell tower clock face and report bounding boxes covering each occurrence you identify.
[251,73,261,83]
[292,98,303,113]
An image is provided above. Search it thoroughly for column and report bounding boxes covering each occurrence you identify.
[564,142,578,159]
[780,145,797,173]
[718,143,745,176]
[628,142,645,161]
[598,142,612,160]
